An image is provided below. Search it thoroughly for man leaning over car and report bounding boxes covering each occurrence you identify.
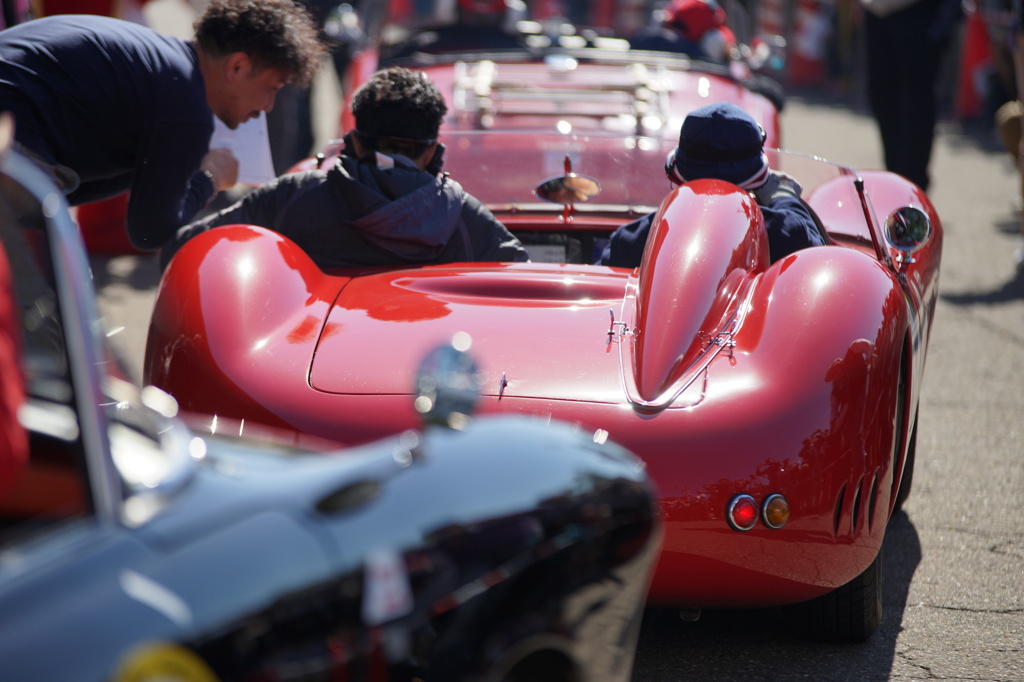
[0,0,325,251]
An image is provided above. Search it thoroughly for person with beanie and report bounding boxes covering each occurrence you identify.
[596,101,825,268]
[164,66,528,269]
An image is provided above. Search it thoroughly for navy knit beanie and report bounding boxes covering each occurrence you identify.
[665,102,769,189]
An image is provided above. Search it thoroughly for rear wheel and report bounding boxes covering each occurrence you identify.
[785,552,883,643]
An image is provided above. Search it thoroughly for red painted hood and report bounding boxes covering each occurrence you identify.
[310,264,629,403]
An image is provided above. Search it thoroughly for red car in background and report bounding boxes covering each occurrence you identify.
[334,0,785,147]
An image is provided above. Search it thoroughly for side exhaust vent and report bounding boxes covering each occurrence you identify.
[867,472,879,531]
[832,484,847,538]
[851,476,864,533]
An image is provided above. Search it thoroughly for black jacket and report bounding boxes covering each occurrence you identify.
[166,152,528,269]
[0,15,215,250]
[597,190,824,268]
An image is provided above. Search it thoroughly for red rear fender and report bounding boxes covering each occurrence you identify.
[730,246,910,492]
[145,226,343,420]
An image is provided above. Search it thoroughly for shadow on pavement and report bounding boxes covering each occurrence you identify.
[940,276,1024,305]
[631,512,921,681]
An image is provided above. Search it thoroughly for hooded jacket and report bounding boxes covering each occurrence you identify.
[166,151,528,269]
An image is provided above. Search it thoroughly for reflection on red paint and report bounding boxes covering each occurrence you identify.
[287,315,321,344]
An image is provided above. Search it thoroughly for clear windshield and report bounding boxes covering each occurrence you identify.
[431,130,858,215]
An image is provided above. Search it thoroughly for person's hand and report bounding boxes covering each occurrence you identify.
[752,170,803,205]
[200,148,239,192]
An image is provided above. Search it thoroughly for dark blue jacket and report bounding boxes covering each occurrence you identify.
[0,15,215,250]
[597,192,825,267]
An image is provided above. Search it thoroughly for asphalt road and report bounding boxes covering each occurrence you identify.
[96,3,1022,676]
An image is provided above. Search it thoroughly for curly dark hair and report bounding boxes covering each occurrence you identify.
[351,67,448,156]
[193,0,325,88]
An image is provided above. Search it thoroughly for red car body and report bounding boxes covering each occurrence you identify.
[340,32,783,148]
[146,127,942,642]
[342,47,782,147]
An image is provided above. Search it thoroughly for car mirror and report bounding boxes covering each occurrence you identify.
[534,173,601,205]
[883,206,931,261]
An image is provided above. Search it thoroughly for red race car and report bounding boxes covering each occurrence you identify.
[146,127,942,643]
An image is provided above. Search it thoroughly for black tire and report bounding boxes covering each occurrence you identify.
[784,552,883,643]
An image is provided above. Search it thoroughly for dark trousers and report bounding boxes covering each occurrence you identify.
[863,0,951,192]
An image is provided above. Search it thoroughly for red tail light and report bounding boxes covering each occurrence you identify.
[727,494,759,531]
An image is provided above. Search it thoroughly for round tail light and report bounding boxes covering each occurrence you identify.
[727,494,759,531]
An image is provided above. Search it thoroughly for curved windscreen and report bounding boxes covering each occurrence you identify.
[420,131,857,215]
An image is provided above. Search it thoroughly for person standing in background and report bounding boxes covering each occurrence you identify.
[628,0,738,63]
[266,0,384,175]
[859,0,962,193]
[996,0,1024,272]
